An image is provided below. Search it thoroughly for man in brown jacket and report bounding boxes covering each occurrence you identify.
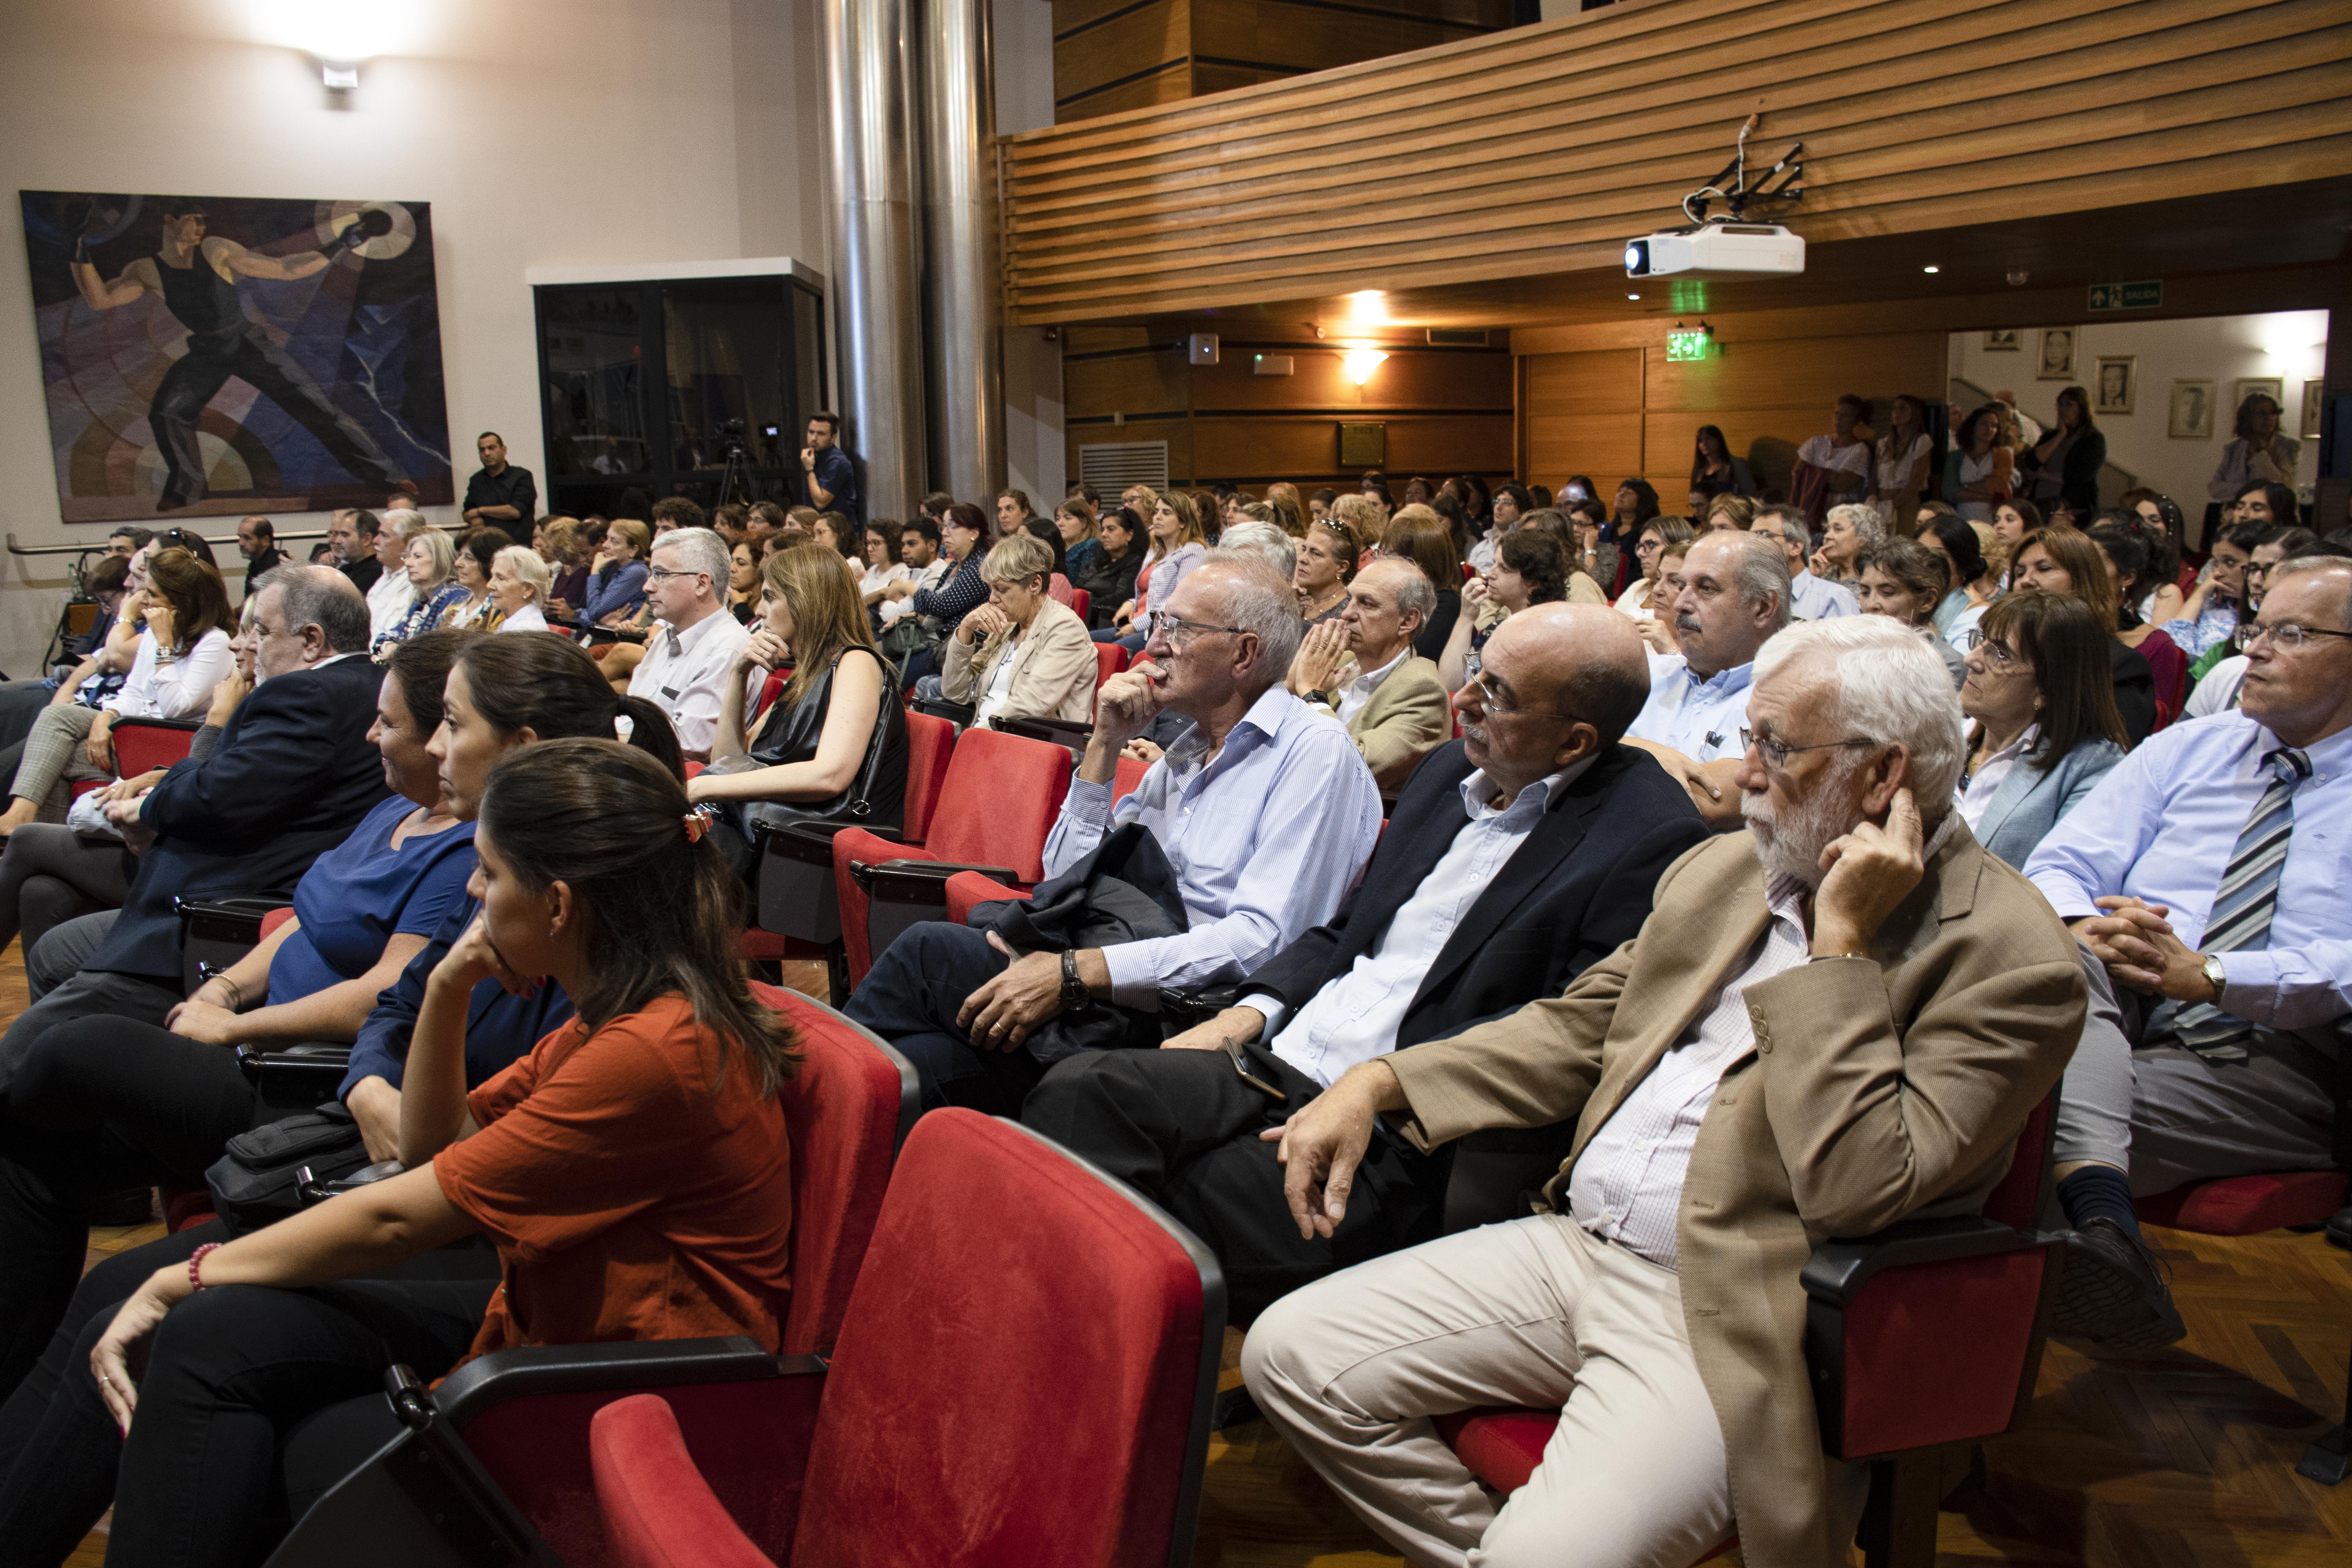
[1243,615,2086,1568]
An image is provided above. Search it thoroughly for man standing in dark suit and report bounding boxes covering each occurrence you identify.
[0,566,390,1095]
[1023,604,1705,1315]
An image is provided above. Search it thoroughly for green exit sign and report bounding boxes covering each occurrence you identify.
[2088,280,2162,311]
[1667,329,1712,361]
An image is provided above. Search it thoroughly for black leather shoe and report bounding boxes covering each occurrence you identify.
[2326,1204,2352,1251]
[2054,1217,2187,1349]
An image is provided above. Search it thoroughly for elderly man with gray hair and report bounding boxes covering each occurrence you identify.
[1626,528,1793,827]
[1244,614,2086,1568]
[626,525,748,760]
[1750,504,1858,621]
[847,550,1385,1112]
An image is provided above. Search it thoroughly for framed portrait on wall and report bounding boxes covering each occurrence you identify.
[2093,356,2136,416]
[1982,329,2019,351]
[2037,328,2077,380]
[2232,377,2284,423]
[2169,380,2215,440]
[2304,378,2325,441]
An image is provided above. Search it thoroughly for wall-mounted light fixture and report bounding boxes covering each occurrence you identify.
[1342,348,1388,386]
[321,59,359,90]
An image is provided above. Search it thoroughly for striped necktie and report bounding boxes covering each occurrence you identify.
[2149,745,2311,1062]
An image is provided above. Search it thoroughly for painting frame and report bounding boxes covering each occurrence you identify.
[2093,356,2137,417]
[2169,379,2215,441]
[1982,329,2020,351]
[2036,327,2077,381]
[2303,378,2325,441]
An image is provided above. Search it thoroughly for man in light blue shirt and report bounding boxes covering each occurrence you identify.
[1626,531,1791,827]
[2023,555,2352,1347]
[847,553,1383,1112]
[1750,505,1857,621]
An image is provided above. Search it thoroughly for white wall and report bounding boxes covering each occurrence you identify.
[0,0,828,674]
[994,0,1065,505]
[1948,310,2329,523]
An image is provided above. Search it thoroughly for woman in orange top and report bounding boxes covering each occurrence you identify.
[4,740,795,1568]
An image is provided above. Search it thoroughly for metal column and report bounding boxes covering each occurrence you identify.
[920,0,1005,506]
[821,0,928,521]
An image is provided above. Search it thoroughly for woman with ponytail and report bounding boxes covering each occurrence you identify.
[0,742,795,1568]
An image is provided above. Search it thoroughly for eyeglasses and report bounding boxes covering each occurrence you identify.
[1739,727,1878,770]
[1146,610,1249,652]
[1459,670,1573,721]
[2234,620,2352,653]
[643,566,709,584]
[1962,628,2021,668]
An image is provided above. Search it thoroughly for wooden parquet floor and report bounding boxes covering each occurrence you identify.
[14,948,2349,1568]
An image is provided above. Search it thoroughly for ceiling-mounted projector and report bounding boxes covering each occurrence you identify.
[1624,222,1805,280]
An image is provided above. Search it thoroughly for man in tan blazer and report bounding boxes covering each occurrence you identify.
[1243,615,2087,1568]
[1288,556,1453,790]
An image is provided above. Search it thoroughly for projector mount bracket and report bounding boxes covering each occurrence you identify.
[1682,114,1804,226]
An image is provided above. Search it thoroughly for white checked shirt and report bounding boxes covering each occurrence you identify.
[1252,759,1594,1089]
[626,607,749,759]
[1571,814,1959,1270]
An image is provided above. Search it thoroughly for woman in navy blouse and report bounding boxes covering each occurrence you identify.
[582,518,652,626]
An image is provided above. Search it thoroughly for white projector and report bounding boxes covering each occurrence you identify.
[1624,223,1805,280]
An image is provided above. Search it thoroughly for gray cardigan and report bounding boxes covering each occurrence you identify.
[1968,735,2126,870]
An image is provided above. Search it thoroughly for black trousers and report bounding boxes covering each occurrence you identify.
[151,327,404,507]
[0,1221,498,1568]
[0,1013,264,1404]
[0,825,132,964]
[1022,1043,1445,1322]
[844,920,1061,1115]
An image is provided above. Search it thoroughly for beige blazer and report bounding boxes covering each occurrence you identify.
[940,593,1097,724]
[1306,653,1451,791]
[1386,823,2085,1568]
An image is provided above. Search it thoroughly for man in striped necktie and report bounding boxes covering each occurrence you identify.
[2023,554,2352,1347]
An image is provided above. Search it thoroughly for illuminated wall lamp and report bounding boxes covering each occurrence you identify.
[1342,348,1388,386]
[321,59,359,90]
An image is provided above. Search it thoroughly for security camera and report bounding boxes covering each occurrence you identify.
[1624,222,1805,280]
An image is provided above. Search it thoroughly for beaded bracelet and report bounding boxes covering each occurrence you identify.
[188,1241,222,1293]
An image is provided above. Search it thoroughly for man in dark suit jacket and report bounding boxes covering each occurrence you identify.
[0,566,390,1097]
[1024,604,1705,1315]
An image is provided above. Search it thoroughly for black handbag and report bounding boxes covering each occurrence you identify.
[261,1365,559,1568]
[707,651,908,882]
[206,1103,372,1237]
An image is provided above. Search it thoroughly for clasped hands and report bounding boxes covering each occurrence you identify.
[1286,619,1350,697]
[2071,896,2214,1002]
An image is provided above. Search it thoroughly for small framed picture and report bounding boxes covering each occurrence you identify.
[2037,328,2077,380]
[2169,379,2215,440]
[1982,329,2020,351]
[2093,356,2136,416]
[2303,378,2325,441]
[2232,377,2284,423]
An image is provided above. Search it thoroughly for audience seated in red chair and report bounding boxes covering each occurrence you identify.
[2024,554,2352,1348]
[624,526,749,760]
[848,551,1384,1113]
[1024,604,1706,1318]
[0,547,234,838]
[0,568,390,1104]
[689,542,908,841]
[1284,555,1452,793]
[1241,615,2085,1568]
[0,740,792,1568]
[933,532,1097,726]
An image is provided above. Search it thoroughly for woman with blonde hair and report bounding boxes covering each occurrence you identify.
[1098,490,1209,651]
[536,516,591,621]
[583,517,652,626]
[941,532,1097,726]
[488,544,554,633]
[1054,495,1103,582]
[1265,482,1307,537]
[373,528,465,659]
[690,544,909,838]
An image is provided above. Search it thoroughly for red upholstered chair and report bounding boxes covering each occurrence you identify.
[446,1110,1223,1568]
[1095,642,1129,687]
[409,992,917,1568]
[111,715,203,777]
[2135,1170,2350,1236]
[1047,571,1074,607]
[1068,588,1091,624]
[832,727,1071,988]
[1434,1091,2066,1568]
[1114,752,1151,803]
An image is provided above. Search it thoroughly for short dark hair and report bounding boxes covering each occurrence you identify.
[84,554,131,596]
[109,526,152,548]
[942,502,988,537]
[808,410,841,434]
[2235,480,2299,526]
[460,526,514,583]
[349,509,381,539]
[1494,482,1533,515]
[1977,590,2128,767]
[651,496,708,531]
[1919,512,1986,586]
[1310,488,1338,507]
[1496,528,1568,604]
[900,515,942,547]
[242,516,275,542]
[919,491,956,521]
[478,430,504,444]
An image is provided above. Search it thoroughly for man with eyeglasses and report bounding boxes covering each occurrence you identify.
[2025,554,2352,1346]
[1244,615,2083,1568]
[624,527,748,760]
[2181,540,2352,718]
[1624,531,1792,828]
[847,553,1383,1113]
[1023,604,1702,1317]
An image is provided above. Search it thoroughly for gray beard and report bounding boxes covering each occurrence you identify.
[1741,778,1860,888]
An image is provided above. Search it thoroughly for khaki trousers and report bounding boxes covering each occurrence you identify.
[1242,1214,1735,1568]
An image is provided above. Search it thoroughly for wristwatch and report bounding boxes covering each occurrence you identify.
[2200,952,2227,1003]
[1059,949,1094,1013]
[1301,688,1331,707]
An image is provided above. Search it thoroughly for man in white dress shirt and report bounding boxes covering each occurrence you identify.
[1242,616,2083,1568]
[1626,530,1790,827]
[2024,555,2352,1346]
[1750,505,1858,621]
[625,527,748,760]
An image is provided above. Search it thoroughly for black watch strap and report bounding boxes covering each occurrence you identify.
[1059,949,1094,1012]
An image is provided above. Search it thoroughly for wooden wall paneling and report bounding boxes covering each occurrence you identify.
[1191,413,1514,479]
[1066,416,1196,484]
[1058,68,1196,122]
[1642,407,1848,479]
[1062,349,1193,419]
[1053,0,1190,113]
[1524,349,1645,414]
[1190,348,1512,411]
[1524,410,1646,487]
[1190,63,1295,98]
[1061,325,1161,355]
[1187,0,1503,76]
[1641,332,1947,412]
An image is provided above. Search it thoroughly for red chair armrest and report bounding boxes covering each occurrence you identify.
[592,1396,778,1568]
[945,871,1029,925]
